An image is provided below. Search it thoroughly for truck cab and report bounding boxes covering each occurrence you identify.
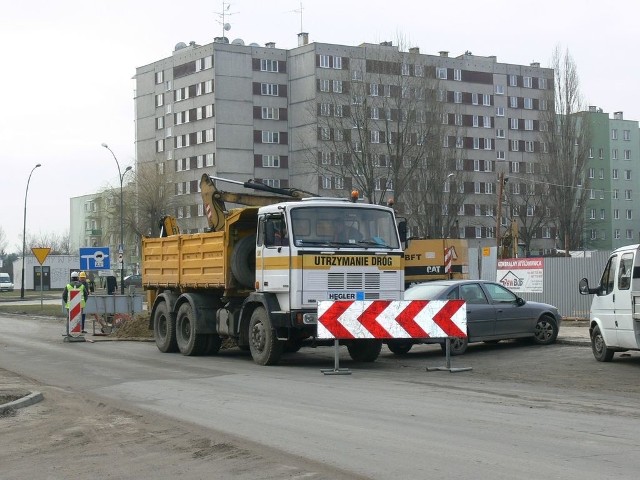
[578,244,640,361]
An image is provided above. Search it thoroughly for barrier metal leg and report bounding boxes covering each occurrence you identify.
[321,340,351,375]
[426,337,472,373]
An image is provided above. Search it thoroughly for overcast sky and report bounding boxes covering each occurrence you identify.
[1,0,637,253]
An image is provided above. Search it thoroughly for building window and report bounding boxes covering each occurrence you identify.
[496,150,505,160]
[262,155,280,167]
[261,83,279,96]
[156,116,164,129]
[472,93,479,105]
[523,76,532,88]
[370,83,379,96]
[495,84,504,95]
[320,55,330,68]
[601,209,606,220]
[262,107,279,120]
[625,189,632,200]
[509,96,518,108]
[627,210,633,220]
[524,119,534,131]
[623,129,631,141]
[496,107,505,117]
[401,63,410,76]
[437,67,447,79]
[319,79,330,92]
[333,80,343,93]
[454,91,462,103]
[352,70,363,81]
[262,131,279,144]
[261,59,279,72]
[539,77,548,89]
[370,130,380,143]
[525,141,534,152]
[626,229,634,240]
[155,71,164,84]
[612,129,618,140]
[524,98,533,109]
[320,103,331,116]
[156,139,164,152]
[624,149,631,160]
[155,93,164,107]
[511,140,519,151]
[509,75,518,86]
[612,168,619,179]
[625,170,632,180]
[510,118,519,130]
[612,149,618,160]
[333,56,342,69]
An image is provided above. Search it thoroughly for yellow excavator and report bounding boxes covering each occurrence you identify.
[159,174,316,236]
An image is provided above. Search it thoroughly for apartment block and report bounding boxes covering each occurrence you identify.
[134,35,555,253]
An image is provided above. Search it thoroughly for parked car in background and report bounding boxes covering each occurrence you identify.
[0,273,14,292]
[123,274,142,288]
[386,280,561,355]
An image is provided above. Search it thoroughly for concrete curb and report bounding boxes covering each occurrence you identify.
[0,391,44,415]
[557,337,591,347]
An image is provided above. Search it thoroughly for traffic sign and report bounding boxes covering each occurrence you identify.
[79,247,111,270]
[32,247,51,265]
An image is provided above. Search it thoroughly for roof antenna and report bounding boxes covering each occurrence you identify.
[215,2,238,40]
[293,2,304,32]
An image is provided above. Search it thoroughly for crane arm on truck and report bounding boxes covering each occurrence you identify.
[199,174,317,232]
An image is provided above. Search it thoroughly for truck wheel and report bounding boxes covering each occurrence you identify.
[153,301,177,353]
[176,303,207,356]
[248,307,283,365]
[386,340,413,355]
[231,235,256,289]
[591,325,614,362]
[347,339,382,362]
[440,337,468,355]
[532,315,558,345]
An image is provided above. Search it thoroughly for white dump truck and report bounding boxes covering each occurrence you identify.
[578,244,640,361]
[143,175,406,365]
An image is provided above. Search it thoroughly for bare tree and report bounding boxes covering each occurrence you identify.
[303,40,455,213]
[504,176,551,256]
[27,230,71,255]
[0,226,7,256]
[540,46,591,253]
[128,162,176,238]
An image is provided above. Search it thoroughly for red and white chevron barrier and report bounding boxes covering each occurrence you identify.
[68,289,82,335]
[317,300,466,340]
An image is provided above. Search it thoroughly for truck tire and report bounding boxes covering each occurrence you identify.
[347,339,382,362]
[591,325,614,362]
[248,307,283,365]
[386,339,413,355]
[176,303,207,356]
[153,301,177,353]
[231,235,256,289]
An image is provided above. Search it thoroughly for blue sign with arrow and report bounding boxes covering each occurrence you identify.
[79,247,111,271]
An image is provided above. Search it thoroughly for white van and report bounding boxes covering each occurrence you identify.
[579,244,640,361]
[0,273,14,292]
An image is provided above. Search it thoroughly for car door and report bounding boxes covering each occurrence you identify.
[614,252,635,348]
[484,282,530,337]
[456,283,496,339]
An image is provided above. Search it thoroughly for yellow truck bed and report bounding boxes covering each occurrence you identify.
[142,207,258,290]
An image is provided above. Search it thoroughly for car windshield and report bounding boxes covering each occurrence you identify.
[290,205,399,249]
[404,284,448,300]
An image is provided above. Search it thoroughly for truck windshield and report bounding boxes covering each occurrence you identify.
[290,206,399,249]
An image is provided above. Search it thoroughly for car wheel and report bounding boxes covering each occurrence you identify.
[532,315,558,345]
[591,325,614,362]
[441,336,468,356]
[386,340,413,355]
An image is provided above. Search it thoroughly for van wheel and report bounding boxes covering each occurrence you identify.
[591,325,614,362]
[532,315,558,345]
[231,235,256,289]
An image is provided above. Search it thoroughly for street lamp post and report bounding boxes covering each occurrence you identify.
[21,163,42,298]
[101,143,132,295]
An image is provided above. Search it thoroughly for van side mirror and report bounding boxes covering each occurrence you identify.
[579,278,598,295]
[397,219,407,243]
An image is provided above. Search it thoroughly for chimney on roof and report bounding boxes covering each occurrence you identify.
[439,51,449,57]
[409,47,420,54]
[589,106,598,112]
[530,61,540,67]
[265,42,276,48]
[614,111,624,120]
[298,32,309,46]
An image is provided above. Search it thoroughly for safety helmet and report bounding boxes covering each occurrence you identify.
[79,271,86,279]
[70,271,79,280]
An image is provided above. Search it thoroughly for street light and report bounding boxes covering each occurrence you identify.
[21,163,42,298]
[101,143,132,295]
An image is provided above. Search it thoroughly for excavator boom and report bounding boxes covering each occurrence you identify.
[199,174,316,232]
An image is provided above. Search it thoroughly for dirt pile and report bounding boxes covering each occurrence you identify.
[113,314,153,339]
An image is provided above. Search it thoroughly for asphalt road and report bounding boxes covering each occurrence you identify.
[2,314,640,479]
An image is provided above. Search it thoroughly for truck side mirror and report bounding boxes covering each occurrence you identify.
[397,220,407,243]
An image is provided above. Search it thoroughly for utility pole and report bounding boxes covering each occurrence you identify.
[495,171,505,259]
